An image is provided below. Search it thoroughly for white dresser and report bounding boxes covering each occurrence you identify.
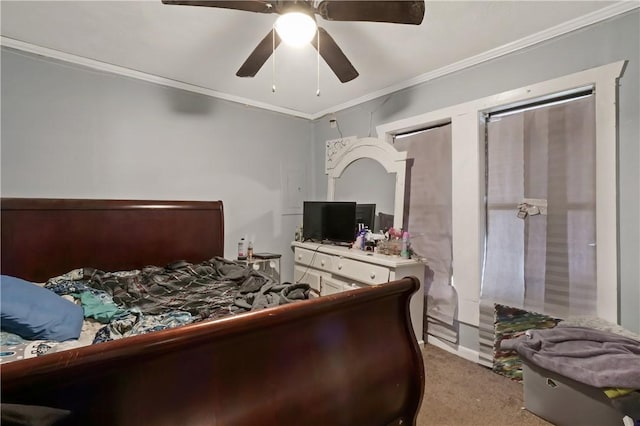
[292,241,425,344]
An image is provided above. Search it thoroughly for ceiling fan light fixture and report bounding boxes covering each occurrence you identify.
[274,12,317,47]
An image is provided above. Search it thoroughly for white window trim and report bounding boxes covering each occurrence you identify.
[377,61,625,326]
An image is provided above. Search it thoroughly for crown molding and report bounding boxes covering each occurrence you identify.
[1,1,636,121]
[0,37,314,120]
[310,1,639,120]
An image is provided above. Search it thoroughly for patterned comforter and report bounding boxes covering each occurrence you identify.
[1,258,310,363]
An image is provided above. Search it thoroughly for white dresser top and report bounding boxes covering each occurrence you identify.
[291,241,423,269]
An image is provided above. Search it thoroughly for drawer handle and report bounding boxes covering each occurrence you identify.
[320,260,325,266]
[298,255,302,260]
[370,272,376,279]
[337,264,343,270]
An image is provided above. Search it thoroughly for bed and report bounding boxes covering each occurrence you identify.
[0,198,425,426]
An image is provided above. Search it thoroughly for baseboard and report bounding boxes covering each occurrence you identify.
[427,334,480,364]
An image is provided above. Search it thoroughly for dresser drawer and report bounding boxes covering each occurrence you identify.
[294,265,321,295]
[320,277,344,296]
[294,247,333,271]
[331,257,390,285]
[325,276,366,292]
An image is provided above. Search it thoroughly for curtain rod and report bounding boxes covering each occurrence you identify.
[487,88,594,120]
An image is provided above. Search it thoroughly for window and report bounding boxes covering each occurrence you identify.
[378,61,623,362]
[482,92,597,318]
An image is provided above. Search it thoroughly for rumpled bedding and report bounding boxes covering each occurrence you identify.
[1,258,310,362]
[46,258,272,321]
[501,326,640,389]
[0,319,103,364]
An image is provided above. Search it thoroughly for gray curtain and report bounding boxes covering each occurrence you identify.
[394,123,455,343]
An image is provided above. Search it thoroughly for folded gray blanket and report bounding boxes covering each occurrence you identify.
[501,326,640,389]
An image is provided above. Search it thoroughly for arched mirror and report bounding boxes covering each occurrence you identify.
[326,136,407,231]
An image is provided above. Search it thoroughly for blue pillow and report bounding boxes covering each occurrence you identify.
[1,275,83,341]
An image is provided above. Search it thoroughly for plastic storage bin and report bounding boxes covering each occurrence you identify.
[522,360,626,426]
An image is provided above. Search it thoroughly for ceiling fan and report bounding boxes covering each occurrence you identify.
[161,1,425,83]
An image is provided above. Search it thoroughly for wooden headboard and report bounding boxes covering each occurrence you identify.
[1,198,224,282]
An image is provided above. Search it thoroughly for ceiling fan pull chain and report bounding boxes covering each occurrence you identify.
[272,27,276,93]
[316,29,320,97]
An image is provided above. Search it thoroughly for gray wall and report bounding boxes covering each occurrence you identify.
[312,11,640,335]
[1,48,313,282]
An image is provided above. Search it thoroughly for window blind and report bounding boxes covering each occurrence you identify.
[482,93,596,318]
[394,123,455,343]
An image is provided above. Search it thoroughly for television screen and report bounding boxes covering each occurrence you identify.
[355,204,376,231]
[302,201,356,244]
[302,201,324,242]
[322,202,357,243]
[377,212,395,232]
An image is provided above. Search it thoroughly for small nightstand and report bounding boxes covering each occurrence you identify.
[237,254,281,283]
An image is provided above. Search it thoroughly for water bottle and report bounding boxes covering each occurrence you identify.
[237,238,246,260]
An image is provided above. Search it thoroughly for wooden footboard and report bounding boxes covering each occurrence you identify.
[1,277,424,426]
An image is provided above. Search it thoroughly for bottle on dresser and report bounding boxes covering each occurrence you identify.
[401,231,411,259]
[247,241,254,261]
[238,238,246,260]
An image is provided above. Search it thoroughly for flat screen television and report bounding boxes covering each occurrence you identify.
[302,201,357,244]
[356,203,376,231]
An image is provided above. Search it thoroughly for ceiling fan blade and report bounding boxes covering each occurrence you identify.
[317,1,425,25]
[236,29,281,78]
[161,1,275,14]
[311,27,358,83]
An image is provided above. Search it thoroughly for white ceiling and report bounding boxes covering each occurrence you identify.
[1,1,635,119]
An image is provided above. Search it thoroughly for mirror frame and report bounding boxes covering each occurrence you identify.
[326,136,407,230]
